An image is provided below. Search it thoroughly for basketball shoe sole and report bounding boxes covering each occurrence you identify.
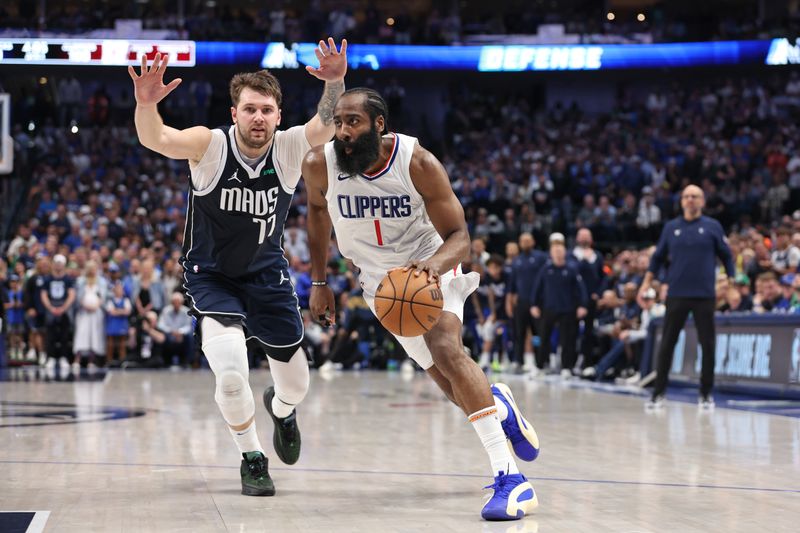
[492,383,540,462]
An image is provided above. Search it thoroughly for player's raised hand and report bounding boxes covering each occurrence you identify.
[310,284,337,328]
[306,38,348,81]
[128,53,182,107]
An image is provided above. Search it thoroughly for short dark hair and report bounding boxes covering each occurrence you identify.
[341,87,389,133]
[487,254,505,267]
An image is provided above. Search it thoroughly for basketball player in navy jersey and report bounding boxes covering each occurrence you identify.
[303,88,540,521]
[129,39,347,496]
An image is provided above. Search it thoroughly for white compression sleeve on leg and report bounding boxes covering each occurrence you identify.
[202,318,263,454]
[268,347,310,418]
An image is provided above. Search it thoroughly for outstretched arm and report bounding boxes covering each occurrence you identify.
[303,38,348,147]
[129,53,211,163]
[303,146,336,326]
[405,144,471,284]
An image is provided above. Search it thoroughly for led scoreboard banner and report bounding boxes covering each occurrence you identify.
[0,37,796,70]
[0,39,195,67]
[194,37,800,71]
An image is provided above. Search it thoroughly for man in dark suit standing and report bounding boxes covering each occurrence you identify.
[638,185,734,410]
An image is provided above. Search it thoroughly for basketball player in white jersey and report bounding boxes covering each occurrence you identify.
[303,88,540,521]
[129,39,347,496]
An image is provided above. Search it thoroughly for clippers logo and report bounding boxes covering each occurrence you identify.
[337,194,412,219]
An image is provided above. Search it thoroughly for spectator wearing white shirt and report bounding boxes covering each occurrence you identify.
[284,227,310,263]
[57,75,82,126]
[581,288,665,382]
[156,292,194,367]
[771,226,800,275]
[636,186,662,242]
[7,223,38,259]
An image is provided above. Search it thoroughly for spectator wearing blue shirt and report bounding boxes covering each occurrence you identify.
[4,274,26,360]
[531,234,588,377]
[475,255,511,372]
[105,280,132,366]
[572,228,605,367]
[63,221,84,252]
[506,233,548,372]
[289,256,312,310]
[639,185,735,409]
[40,254,77,370]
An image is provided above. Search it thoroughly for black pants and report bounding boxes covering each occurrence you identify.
[579,299,598,367]
[653,297,717,398]
[512,300,536,365]
[46,314,73,362]
[537,310,578,371]
[160,335,194,367]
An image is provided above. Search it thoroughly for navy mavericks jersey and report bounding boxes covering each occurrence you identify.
[182,126,294,279]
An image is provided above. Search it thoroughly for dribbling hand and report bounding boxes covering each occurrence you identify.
[128,53,182,107]
[395,259,441,286]
[310,285,336,327]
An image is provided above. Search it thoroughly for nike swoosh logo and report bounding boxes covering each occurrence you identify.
[337,174,351,181]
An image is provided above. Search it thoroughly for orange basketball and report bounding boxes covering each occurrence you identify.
[374,269,444,337]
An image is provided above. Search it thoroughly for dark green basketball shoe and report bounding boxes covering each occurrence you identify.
[240,451,275,496]
[263,386,301,465]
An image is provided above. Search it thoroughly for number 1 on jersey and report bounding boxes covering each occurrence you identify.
[373,219,384,246]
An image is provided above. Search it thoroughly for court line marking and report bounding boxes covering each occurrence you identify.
[195,461,229,532]
[0,511,51,533]
[27,511,50,533]
[1,459,798,495]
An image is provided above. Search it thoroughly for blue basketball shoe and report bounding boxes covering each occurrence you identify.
[481,471,538,521]
[492,383,540,461]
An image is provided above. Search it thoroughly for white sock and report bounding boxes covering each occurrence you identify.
[493,394,509,421]
[469,406,519,476]
[229,419,265,454]
[271,394,296,419]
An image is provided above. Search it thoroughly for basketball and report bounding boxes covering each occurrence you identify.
[374,268,444,337]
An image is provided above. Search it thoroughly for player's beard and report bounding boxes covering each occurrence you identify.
[237,122,274,151]
[333,125,382,176]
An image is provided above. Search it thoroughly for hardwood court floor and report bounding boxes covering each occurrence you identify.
[1,368,798,532]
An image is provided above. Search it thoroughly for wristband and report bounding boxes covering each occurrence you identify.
[311,280,327,286]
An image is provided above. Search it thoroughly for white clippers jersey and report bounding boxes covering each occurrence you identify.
[324,133,443,281]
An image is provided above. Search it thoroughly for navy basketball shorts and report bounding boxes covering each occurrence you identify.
[183,267,304,361]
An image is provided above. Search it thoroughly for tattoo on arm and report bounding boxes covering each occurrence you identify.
[318,80,345,126]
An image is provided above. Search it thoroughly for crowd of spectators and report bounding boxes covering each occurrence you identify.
[2,1,797,45]
[443,73,800,251]
[1,71,799,378]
